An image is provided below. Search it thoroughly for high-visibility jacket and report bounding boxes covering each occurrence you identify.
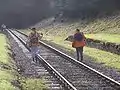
[72,32,86,48]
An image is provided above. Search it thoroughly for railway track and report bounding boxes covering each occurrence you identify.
[8,29,120,90]
[7,30,66,90]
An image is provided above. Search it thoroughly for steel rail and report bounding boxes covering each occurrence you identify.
[8,29,77,90]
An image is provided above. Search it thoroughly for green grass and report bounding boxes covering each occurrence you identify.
[0,34,11,64]
[0,70,16,90]
[84,47,120,69]
[85,33,120,44]
[19,29,31,36]
[21,78,48,90]
[0,34,17,90]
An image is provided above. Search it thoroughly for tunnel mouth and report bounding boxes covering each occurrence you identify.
[0,0,55,29]
[1,0,120,29]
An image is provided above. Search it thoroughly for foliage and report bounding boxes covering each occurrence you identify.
[21,78,48,90]
[0,34,17,90]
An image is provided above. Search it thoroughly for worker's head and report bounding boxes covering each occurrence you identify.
[76,29,80,33]
[31,28,36,33]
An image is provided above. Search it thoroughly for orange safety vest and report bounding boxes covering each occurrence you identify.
[72,33,86,48]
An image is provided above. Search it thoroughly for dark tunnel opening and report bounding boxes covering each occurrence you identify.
[0,0,55,29]
[1,0,120,29]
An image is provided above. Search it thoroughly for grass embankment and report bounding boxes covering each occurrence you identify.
[85,33,120,44]
[0,34,17,90]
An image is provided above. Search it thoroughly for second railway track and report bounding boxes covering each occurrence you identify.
[8,29,120,90]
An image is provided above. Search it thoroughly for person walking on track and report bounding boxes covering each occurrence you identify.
[28,28,43,63]
[72,29,86,61]
[1,24,6,31]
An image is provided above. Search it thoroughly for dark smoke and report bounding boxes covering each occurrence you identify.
[55,0,120,18]
[1,0,120,28]
[0,0,55,28]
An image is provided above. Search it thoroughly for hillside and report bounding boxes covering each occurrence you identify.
[34,12,120,34]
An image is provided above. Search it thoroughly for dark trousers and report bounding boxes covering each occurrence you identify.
[76,47,83,61]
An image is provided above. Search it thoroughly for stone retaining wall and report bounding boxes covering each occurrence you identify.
[65,36,120,55]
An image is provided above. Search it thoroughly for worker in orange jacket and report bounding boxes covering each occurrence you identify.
[72,29,86,61]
